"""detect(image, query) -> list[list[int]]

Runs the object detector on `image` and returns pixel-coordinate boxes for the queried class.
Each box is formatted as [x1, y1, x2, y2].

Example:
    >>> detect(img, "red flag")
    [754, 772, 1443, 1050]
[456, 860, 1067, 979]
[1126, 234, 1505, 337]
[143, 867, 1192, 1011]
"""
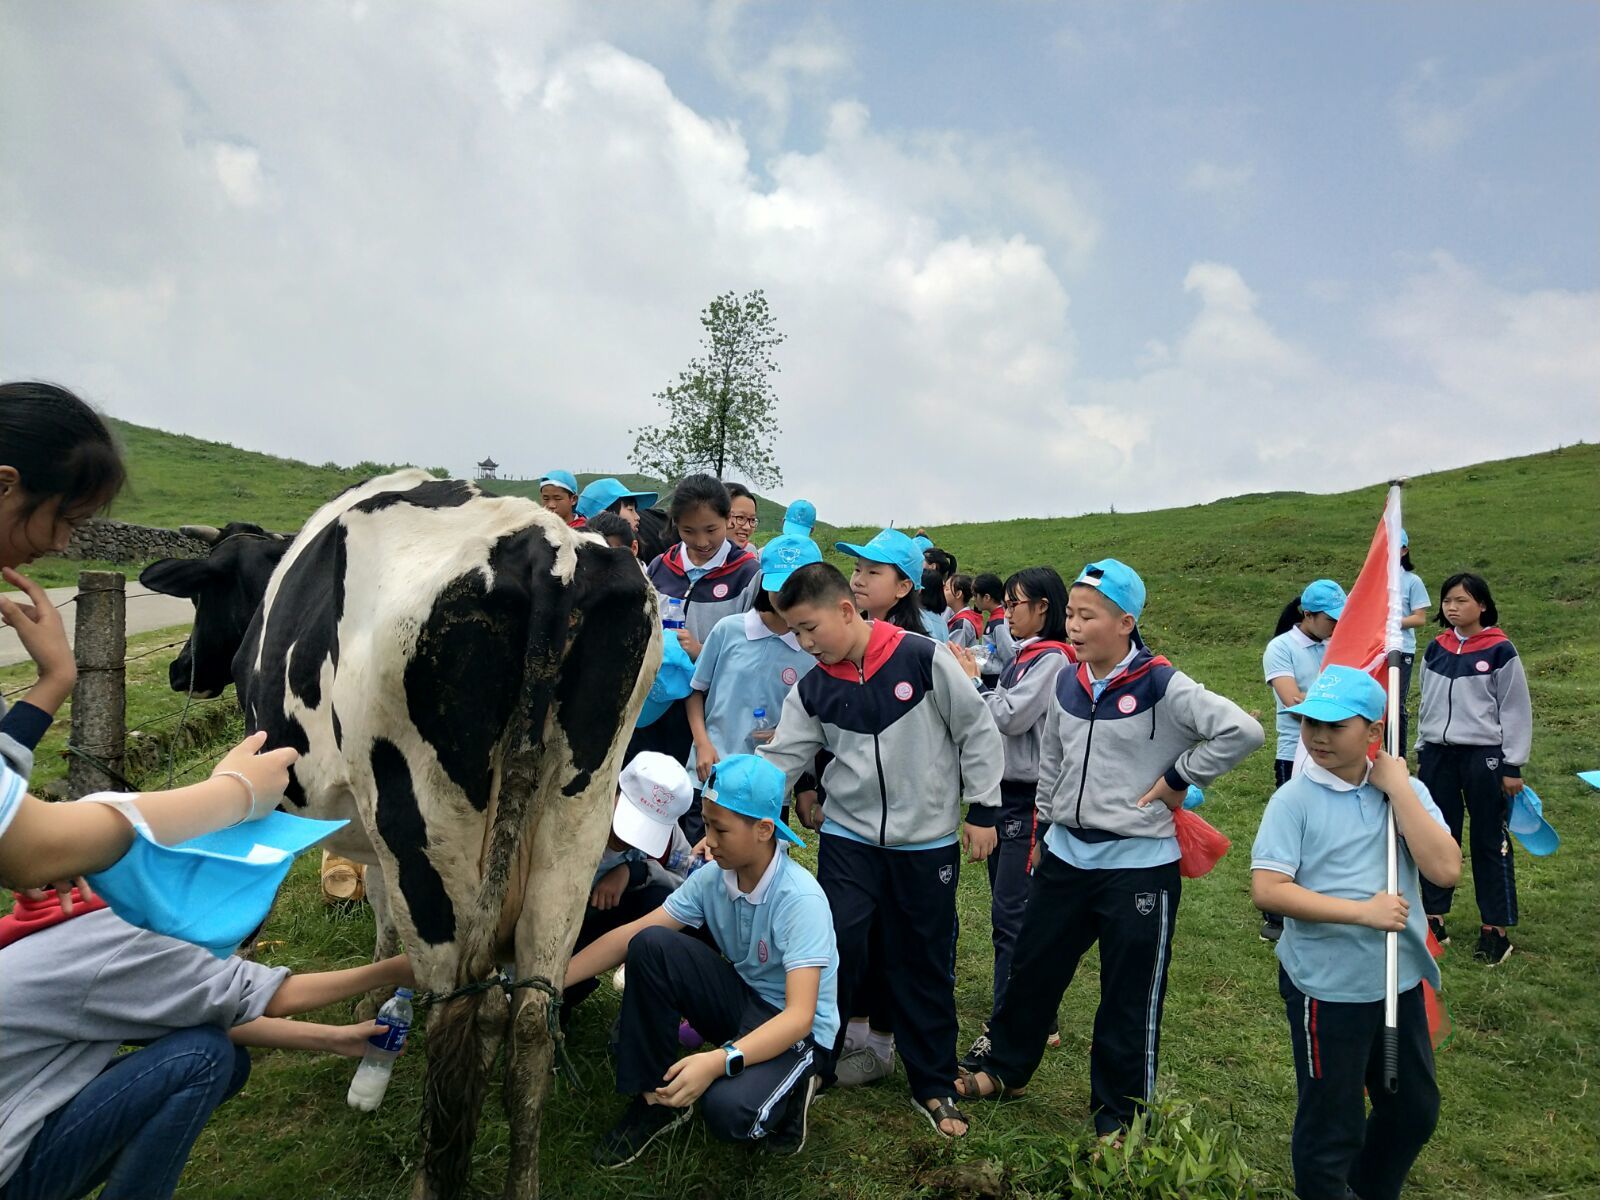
[1322, 486, 1404, 681]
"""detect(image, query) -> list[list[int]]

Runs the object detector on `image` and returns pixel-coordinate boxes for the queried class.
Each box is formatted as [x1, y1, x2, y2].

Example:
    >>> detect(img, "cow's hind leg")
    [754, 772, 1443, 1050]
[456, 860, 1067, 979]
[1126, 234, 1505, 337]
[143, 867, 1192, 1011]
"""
[356, 857, 403, 1022]
[502, 757, 615, 1200]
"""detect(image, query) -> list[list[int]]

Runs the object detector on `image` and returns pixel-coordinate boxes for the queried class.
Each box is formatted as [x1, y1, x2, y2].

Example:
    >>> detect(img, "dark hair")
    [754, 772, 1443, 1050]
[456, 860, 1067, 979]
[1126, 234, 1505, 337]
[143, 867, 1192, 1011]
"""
[726, 482, 754, 504]
[920, 565, 947, 615]
[669, 474, 730, 522]
[885, 584, 926, 636]
[947, 573, 974, 607]
[1273, 598, 1305, 638]
[1004, 566, 1068, 642]
[1400, 549, 1415, 573]
[776, 561, 851, 611]
[586, 511, 634, 545]
[924, 547, 957, 577]
[1436, 572, 1498, 628]
[753, 585, 775, 614]
[973, 572, 1004, 604]
[0, 381, 127, 516]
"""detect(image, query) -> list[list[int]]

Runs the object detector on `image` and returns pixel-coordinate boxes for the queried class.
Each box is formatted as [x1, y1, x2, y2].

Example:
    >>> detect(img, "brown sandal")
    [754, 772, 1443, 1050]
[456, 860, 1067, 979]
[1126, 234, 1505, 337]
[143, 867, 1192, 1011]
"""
[914, 1096, 971, 1139]
[955, 1066, 1026, 1101]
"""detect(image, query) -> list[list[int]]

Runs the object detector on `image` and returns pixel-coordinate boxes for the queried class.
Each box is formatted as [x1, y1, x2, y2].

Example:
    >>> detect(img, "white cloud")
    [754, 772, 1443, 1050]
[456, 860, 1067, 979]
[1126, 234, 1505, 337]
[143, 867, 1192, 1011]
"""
[1181, 160, 1254, 197]
[1392, 54, 1566, 155]
[211, 142, 267, 208]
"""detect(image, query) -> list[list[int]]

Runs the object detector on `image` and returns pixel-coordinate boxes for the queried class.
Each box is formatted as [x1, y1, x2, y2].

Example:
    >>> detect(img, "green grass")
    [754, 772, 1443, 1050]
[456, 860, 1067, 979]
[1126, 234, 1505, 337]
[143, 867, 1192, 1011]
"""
[8, 443, 1597, 1197]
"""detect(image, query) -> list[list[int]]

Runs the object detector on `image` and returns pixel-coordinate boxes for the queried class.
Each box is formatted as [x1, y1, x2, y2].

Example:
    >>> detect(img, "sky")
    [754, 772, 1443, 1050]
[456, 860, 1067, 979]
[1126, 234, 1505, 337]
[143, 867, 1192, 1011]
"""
[2, 0, 1596, 525]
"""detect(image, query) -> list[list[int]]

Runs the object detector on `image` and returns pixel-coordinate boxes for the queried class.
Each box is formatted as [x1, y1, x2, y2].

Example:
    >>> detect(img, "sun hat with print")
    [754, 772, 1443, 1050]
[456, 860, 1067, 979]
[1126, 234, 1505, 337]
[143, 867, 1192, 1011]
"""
[760, 533, 823, 592]
[613, 751, 694, 857]
[1299, 578, 1348, 621]
[835, 528, 922, 584]
[539, 469, 579, 496]
[1286, 664, 1387, 723]
[1507, 786, 1559, 857]
[1073, 558, 1147, 621]
[910, 534, 934, 555]
[782, 499, 817, 537]
[701, 754, 804, 848]
[577, 477, 658, 521]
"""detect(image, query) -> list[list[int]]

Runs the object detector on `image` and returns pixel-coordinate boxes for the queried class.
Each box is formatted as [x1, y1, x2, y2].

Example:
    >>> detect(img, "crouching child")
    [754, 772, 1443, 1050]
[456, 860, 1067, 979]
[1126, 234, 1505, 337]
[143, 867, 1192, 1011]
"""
[565, 755, 838, 1167]
[1251, 665, 1461, 1200]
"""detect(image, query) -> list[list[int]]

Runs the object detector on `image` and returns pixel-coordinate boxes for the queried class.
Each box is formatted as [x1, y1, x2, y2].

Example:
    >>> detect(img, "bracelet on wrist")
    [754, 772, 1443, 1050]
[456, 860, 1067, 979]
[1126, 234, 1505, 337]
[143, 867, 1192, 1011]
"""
[214, 770, 257, 826]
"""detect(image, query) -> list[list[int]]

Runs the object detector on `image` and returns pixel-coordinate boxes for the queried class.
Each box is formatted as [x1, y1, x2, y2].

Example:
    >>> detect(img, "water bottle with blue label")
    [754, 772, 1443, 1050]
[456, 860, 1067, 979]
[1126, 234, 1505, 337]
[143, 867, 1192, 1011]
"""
[347, 988, 414, 1112]
[751, 705, 775, 746]
[661, 595, 687, 631]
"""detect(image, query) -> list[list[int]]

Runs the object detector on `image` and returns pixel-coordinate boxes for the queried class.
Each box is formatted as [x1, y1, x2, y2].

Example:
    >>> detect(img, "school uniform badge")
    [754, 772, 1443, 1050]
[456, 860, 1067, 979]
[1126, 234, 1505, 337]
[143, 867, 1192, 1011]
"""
[713, 583, 730, 599]
[781, 667, 798, 686]
[894, 681, 914, 702]
[757, 939, 769, 963]
[1475, 660, 1490, 672]
[938, 864, 954, 885]
[1117, 695, 1138, 714]
[1134, 892, 1156, 916]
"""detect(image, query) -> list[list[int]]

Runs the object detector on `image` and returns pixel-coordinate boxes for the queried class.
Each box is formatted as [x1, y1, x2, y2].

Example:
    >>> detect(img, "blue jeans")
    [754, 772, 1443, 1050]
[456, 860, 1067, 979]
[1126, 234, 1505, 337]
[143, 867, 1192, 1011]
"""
[1, 1026, 251, 1200]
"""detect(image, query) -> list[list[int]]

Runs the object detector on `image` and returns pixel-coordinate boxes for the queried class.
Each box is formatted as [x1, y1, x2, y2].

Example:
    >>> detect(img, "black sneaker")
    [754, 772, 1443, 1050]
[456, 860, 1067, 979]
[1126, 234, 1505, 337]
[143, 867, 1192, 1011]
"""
[763, 1075, 820, 1155]
[1259, 915, 1284, 943]
[958, 1028, 993, 1073]
[1474, 926, 1513, 966]
[1427, 915, 1450, 946]
[592, 1097, 692, 1169]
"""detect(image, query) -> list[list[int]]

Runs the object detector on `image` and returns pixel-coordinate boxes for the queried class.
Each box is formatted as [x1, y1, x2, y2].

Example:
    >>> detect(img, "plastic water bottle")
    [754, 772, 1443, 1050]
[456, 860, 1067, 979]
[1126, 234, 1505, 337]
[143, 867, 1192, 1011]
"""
[347, 988, 414, 1112]
[751, 706, 775, 746]
[662, 595, 687, 631]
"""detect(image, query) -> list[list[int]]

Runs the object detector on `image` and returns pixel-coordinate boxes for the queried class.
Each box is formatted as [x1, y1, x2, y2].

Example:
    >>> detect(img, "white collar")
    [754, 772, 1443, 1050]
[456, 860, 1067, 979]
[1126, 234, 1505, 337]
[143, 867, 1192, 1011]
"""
[1288, 625, 1319, 649]
[721, 846, 784, 905]
[685, 540, 734, 573]
[1302, 758, 1373, 793]
[743, 608, 803, 651]
[1086, 644, 1139, 684]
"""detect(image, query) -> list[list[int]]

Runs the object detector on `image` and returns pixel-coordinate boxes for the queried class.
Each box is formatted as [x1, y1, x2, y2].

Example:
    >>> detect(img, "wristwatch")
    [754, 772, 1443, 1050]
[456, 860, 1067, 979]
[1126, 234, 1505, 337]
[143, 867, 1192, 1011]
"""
[722, 1042, 745, 1077]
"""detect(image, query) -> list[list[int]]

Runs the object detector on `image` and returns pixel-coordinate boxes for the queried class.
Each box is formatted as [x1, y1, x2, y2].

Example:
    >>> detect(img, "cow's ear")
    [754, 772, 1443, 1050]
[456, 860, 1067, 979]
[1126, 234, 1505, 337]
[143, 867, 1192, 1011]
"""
[139, 557, 214, 598]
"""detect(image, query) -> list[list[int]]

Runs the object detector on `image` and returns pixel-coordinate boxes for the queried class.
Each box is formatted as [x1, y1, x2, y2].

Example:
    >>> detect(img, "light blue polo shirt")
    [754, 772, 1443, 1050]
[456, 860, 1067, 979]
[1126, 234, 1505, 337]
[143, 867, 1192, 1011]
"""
[683, 540, 735, 586]
[663, 847, 840, 1048]
[1045, 646, 1180, 871]
[1400, 572, 1431, 655]
[0, 761, 24, 841]
[1252, 760, 1448, 1003]
[1263, 626, 1328, 761]
[688, 611, 816, 775]
[920, 609, 950, 643]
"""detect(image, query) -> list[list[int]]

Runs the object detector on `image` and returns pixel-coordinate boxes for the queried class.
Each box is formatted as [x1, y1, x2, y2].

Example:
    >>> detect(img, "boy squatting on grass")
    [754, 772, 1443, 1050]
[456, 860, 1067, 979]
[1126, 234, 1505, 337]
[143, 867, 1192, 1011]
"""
[564, 754, 839, 1169]
[1252, 665, 1460, 1200]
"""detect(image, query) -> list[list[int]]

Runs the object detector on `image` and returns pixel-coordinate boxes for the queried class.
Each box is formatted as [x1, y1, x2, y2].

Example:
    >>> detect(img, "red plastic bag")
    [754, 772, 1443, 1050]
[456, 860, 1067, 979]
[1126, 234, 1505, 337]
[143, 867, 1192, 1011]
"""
[1173, 807, 1230, 878]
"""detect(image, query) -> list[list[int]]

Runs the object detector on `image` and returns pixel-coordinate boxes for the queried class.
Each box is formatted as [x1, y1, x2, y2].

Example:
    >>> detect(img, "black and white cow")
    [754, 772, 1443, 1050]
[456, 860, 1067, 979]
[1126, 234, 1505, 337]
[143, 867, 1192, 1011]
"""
[141, 470, 660, 1200]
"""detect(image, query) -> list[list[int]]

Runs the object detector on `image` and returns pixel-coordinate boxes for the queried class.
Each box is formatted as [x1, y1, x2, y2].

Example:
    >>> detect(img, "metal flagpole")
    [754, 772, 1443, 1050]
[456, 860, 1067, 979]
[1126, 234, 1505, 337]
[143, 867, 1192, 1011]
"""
[1382, 478, 1406, 1093]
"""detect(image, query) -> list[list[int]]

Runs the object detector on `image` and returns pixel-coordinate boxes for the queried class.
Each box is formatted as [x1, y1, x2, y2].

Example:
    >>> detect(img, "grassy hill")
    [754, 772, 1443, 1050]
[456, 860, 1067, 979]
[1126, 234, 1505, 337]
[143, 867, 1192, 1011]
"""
[9, 420, 1598, 1197]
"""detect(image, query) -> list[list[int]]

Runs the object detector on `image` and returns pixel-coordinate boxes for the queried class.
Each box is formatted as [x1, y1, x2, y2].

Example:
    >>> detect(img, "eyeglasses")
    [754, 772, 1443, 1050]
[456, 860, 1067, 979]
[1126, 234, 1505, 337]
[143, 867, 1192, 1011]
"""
[728, 515, 759, 528]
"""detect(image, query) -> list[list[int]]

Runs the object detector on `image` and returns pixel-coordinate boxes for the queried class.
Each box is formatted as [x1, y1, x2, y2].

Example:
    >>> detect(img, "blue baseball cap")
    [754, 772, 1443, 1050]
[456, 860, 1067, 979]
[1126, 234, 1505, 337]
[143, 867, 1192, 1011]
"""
[1400, 528, 1410, 549]
[539, 470, 579, 496]
[1073, 559, 1146, 621]
[911, 534, 934, 555]
[760, 533, 823, 592]
[577, 477, 658, 520]
[1287, 664, 1386, 723]
[1300, 578, 1347, 620]
[1507, 786, 1559, 856]
[701, 754, 804, 848]
[636, 633, 695, 728]
[835, 528, 922, 584]
[86, 807, 347, 957]
[782, 499, 817, 537]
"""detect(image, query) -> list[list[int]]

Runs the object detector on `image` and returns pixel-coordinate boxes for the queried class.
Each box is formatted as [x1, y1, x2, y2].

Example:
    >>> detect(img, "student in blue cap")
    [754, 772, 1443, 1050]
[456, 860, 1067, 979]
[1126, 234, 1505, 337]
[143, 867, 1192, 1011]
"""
[1259, 578, 1347, 941]
[1395, 530, 1431, 757]
[0, 897, 413, 1200]
[538, 470, 582, 527]
[565, 754, 838, 1167]
[762, 562, 1003, 1140]
[1251, 664, 1460, 1200]
[781, 499, 816, 537]
[1416, 572, 1533, 965]
[959, 559, 1263, 1138]
[576, 478, 658, 534]
[835, 528, 949, 644]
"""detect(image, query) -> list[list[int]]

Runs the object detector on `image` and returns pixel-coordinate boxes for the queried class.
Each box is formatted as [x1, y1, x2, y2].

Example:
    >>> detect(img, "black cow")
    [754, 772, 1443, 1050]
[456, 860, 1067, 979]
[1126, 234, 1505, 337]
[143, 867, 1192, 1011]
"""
[142, 470, 660, 1200]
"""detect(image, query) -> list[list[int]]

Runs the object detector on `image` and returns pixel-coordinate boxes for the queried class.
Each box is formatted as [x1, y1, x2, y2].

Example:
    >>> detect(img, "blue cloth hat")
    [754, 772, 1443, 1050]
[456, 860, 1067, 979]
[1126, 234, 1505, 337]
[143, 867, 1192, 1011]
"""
[1300, 578, 1348, 621]
[782, 499, 817, 537]
[1286, 664, 1386, 723]
[1073, 559, 1147, 621]
[1400, 528, 1410, 549]
[87, 808, 347, 957]
[701, 754, 804, 848]
[835, 528, 922, 584]
[760, 533, 823, 592]
[636, 632, 695, 728]
[577, 477, 658, 520]
[1507, 786, 1559, 856]
[910, 534, 934, 555]
[1183, 785, 1206, 810]
[539, 470, 579, 496]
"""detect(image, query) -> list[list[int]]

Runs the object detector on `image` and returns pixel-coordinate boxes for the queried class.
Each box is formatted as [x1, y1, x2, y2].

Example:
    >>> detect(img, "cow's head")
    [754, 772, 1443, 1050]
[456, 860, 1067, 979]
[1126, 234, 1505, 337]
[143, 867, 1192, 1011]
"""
[140, 523, 293, 698]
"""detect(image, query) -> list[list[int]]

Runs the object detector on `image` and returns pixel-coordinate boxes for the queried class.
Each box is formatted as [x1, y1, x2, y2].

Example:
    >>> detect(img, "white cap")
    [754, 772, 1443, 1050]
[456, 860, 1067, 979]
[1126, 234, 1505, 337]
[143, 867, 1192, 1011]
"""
[613, 752, 694, 857]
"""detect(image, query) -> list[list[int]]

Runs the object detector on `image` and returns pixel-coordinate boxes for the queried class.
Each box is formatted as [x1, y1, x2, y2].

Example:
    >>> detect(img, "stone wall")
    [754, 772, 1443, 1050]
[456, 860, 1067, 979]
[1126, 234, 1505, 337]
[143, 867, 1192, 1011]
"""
[65, 518, 213, 564]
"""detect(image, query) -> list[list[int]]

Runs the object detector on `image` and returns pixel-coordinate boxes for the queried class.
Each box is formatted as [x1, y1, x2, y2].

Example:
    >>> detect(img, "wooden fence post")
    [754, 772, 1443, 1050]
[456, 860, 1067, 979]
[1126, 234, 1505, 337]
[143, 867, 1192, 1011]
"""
[67, 571, 126, 799]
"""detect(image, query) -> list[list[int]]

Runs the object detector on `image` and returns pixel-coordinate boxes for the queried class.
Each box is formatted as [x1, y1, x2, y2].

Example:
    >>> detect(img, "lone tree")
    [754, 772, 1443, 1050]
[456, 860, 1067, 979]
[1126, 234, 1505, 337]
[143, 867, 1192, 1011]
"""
[629, 289, 785, 488]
